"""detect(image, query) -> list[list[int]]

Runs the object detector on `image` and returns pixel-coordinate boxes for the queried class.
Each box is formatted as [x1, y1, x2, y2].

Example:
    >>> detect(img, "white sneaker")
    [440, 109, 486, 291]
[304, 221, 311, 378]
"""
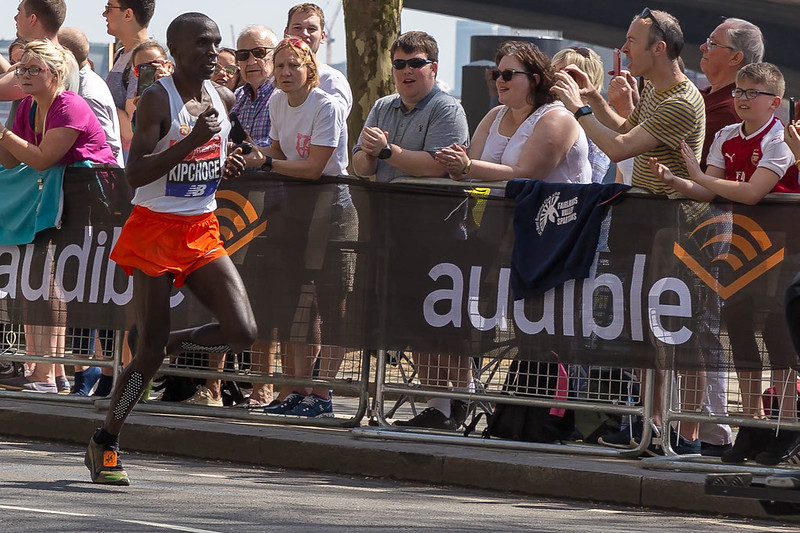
[182, 385, 223, 407]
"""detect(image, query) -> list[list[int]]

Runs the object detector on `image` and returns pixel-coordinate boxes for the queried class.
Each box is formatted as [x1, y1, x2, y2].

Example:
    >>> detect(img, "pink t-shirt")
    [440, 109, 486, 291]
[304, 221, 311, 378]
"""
[13, 90, 118, 166]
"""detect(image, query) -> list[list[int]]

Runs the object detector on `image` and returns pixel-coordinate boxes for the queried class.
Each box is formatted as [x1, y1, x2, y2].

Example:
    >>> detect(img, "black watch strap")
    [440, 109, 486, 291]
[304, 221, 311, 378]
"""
[260, 156, 273, 172]
[574, 105, 593, 120]
[378, 144, 392, 160]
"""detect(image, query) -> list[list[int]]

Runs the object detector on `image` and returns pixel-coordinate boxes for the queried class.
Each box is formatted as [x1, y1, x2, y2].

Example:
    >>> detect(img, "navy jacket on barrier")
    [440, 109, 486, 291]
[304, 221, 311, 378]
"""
[505, 179, 630, 299]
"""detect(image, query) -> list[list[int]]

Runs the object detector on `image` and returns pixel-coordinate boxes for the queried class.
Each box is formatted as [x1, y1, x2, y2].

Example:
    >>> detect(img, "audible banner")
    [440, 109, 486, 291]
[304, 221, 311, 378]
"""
[0, 168, 797, 370]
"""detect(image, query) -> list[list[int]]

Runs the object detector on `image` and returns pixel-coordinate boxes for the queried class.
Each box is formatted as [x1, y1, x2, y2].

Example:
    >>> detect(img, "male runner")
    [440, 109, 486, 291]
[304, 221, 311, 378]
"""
[84, 12, 257, 486]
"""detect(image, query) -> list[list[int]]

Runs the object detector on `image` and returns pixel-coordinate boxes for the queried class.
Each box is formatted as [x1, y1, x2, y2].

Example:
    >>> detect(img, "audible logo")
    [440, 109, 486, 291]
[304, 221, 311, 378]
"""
[673, 214, 783, 299]
[215, 190, 267, 254]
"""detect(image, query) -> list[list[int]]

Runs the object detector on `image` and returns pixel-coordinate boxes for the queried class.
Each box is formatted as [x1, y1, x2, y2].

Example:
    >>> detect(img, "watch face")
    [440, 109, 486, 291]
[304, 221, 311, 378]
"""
[378, 146, 392, 160]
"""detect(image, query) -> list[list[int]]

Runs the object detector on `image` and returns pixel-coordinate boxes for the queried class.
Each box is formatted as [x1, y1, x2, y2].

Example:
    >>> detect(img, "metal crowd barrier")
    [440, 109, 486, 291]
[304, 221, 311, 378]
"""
[4, 171, 800, 472]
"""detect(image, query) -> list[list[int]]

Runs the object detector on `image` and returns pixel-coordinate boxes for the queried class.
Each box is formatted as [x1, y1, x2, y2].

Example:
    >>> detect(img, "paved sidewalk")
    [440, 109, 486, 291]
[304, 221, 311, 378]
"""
[0, 395, 797, 522]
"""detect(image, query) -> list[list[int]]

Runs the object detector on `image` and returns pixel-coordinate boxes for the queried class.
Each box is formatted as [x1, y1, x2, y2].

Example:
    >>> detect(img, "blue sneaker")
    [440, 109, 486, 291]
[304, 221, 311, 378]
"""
[287, 394, 334, 418]
[263, 392, 305, 415]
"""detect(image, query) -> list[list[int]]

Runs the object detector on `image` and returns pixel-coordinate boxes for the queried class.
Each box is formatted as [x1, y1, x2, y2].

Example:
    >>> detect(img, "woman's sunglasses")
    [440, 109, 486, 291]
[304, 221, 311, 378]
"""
[214, 64, 239, 77]
[491, 68, 532, 82]
[133, 59, 168, 77]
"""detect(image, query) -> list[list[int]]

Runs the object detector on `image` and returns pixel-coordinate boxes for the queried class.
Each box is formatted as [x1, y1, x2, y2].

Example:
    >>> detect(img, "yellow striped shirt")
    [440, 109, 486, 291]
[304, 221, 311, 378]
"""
[629, 79, 706, 196]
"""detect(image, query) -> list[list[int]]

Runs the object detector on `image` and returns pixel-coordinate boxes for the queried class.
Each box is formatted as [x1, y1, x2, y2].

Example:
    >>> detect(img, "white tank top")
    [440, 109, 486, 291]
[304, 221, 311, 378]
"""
[132, 77, 231, 215]
[480, 102, 592, 184]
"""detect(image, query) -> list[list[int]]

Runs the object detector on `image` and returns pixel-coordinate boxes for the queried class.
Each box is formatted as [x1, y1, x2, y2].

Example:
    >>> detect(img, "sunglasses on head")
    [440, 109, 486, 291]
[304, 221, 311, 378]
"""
[639, 7, 664, 35]
[133, 59, 167, 77]
[391, 58, 433, 70]
[491, 68, 533, 82]
[214, 64, 239, 76]
[570, 47, 591, 58]
[234, 46, 272, 62]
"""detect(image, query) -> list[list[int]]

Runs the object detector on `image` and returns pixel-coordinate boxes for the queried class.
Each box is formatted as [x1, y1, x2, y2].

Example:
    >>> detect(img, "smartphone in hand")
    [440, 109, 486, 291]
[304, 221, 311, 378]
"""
[613, 48, 621, 76]
[228, 111, 248, 144]
[137, 63, 157, 95]
[790, 97, 796, 124]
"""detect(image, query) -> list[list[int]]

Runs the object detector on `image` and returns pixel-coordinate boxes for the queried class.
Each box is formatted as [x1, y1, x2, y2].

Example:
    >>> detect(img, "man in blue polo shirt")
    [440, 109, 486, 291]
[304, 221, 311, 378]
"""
[353, 31, 472, 429]
[353, 31, 468, 183]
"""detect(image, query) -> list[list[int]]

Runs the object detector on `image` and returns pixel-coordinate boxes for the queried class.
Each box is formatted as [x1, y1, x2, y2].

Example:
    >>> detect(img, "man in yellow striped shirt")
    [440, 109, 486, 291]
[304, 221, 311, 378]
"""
[552, 8, 705, 197]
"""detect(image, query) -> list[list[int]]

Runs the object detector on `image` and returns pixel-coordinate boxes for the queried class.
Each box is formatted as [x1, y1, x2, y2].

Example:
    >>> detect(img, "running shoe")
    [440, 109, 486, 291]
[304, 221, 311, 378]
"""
[263, 392, 305, 414]
[182, 385, 223, 407]
[287, 394, 334, 418]
[394, 407, 455, 430]
[0, 375, 57, 393]
[84, 437, 130, 486]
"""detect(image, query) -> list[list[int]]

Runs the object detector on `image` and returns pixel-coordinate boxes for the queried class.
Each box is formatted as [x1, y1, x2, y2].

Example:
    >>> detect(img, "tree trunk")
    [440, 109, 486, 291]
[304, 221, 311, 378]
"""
[343, 0, 402, 172]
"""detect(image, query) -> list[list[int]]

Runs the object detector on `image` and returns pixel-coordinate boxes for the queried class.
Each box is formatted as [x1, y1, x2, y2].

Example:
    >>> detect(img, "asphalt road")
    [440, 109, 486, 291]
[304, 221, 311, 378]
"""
[0, 437, 796, 532]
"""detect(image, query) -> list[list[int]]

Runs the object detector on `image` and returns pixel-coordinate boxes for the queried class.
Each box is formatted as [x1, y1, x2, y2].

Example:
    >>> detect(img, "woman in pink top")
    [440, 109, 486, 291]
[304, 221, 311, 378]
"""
[0, 39, 117, 168]
[0, 40, 117, 394]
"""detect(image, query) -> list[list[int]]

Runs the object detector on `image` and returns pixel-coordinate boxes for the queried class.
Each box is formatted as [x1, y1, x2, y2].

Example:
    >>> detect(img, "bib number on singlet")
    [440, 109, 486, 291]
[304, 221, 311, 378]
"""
[165, 137, 222, 198]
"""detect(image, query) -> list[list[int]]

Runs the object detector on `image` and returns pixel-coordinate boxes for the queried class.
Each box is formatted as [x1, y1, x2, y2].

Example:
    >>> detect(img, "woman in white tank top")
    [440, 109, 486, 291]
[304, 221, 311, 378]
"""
[435, 41, 591, 184]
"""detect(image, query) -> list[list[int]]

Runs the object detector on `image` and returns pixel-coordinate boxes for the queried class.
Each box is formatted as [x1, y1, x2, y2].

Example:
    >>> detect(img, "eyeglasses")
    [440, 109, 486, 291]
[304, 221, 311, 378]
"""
[14, 66, 50, 77]
[731, 88, 777, 100]
[570, 47, 591, 58]
[104, 3, 126, 12]
[214, 64, 239, 77]
[133, 59, 168, 77]
[706, 38, 735, 51]
[491, 68, 533, 82]
[234, 47, 272, 62]
[639, 7, 664, 36]
[391, 58, 433, 70]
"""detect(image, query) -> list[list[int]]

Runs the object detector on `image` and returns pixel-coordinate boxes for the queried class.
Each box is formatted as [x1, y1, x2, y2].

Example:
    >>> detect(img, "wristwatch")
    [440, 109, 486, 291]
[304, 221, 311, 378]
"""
[260, 156, 273, 172]
[377, 144, 392, 160]
[574, 106, 593, 120]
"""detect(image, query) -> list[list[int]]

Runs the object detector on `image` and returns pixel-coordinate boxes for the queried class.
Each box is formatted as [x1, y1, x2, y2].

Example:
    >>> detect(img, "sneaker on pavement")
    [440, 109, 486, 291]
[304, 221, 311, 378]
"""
[451, 400, 470, 429]
[598, 419, 642, 449]
[182, 385, 223, 407]
[0, 375, 58, 393]
[56, 375, 71, 394]
[671, 433, 701, 455]
[84, 437, 130, 486]
[263, 392, 305, 414]
[700, 441, 732, 457]
[287, 394, 334, 418]
[782, 435, 800, 466]
[755, 429, 800, 466]
[394, 407, 455, 430]
[721, 426, 772, 464]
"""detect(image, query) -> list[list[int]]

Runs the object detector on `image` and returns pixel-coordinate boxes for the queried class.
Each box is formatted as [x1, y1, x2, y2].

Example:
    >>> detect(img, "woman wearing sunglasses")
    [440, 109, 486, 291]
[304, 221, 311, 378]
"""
[0, 40, 117, 394]
[126, 40, 173, 118]
[247, 37, 356, 419]
[436, 40, 591, 184]
[211, 48, 242, 92]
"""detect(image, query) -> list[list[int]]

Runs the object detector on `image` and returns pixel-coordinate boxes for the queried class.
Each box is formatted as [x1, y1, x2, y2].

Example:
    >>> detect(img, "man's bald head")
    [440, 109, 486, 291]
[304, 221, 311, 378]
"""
[57, 26, 89, 66]
[166, 12, 215, 54]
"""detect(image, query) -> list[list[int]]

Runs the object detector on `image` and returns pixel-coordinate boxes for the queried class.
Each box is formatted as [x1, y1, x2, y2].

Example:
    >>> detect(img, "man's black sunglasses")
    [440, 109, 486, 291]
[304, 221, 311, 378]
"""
[392, 58, 433, 70]
[235, 46, 272, 62]
[639, 7, 664, 35]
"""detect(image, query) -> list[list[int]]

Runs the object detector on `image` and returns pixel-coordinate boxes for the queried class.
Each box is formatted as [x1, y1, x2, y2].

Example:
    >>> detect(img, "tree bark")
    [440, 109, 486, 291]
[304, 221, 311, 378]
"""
[343, 0, 402, 172]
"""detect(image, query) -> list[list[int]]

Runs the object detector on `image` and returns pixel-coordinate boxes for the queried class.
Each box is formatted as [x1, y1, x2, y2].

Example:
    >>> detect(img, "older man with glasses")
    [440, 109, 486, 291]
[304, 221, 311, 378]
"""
[230, 25, 278, 148]
[698, 18, 764, 169]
